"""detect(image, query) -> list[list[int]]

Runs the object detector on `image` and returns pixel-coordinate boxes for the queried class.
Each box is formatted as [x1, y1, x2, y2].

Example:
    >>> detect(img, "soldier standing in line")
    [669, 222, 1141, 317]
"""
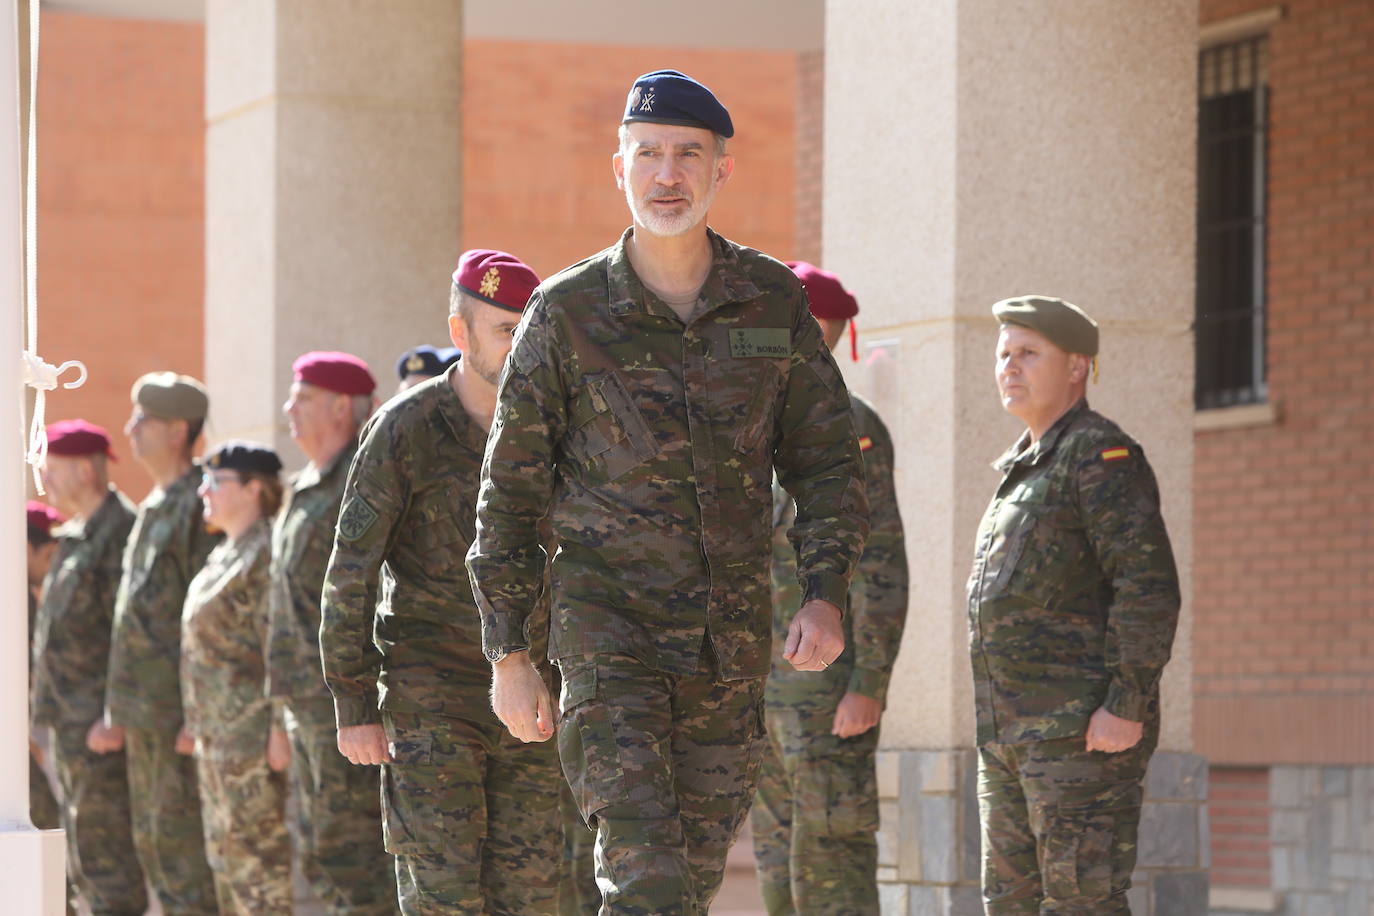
[103, 373, 219, 914]
[467, 70, 869, 915]
[395, 344, 461, 394]
[181, 441, 291, 914]
[322, 250, 564, 914]
[968, 296, 1180, 914]
[26, 499, 63, 832]
[32, 421, 147, 914]
[750, 263, 909, 915]
[267, 351, 396, 913]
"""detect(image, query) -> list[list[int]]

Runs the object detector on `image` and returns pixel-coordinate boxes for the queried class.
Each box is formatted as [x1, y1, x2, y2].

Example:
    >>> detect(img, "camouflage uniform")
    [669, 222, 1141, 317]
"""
[31, 488, 147, 915]
[27, 589, 60, 831]
[751, 395, 908, 915]
[321, 367, 562, 914]
[268, 440, 396, 914]
[468, 228, 870, 915]
[559, 783, 599, 916]
[105, 466, 218, 913]
[181, 518, 291, 914]
[967, 399, 1180, 914]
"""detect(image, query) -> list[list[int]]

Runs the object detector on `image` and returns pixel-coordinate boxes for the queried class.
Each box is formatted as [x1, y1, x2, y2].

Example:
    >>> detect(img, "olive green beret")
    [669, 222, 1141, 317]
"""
[992, 295, 1099, 357]
[131, 372, 208, 421]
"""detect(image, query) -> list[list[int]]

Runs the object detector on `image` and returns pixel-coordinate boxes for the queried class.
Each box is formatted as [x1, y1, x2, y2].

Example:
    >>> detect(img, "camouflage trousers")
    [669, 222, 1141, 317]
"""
[49, 724, 147, 915]
[284, 699, 397, 915]
[978, 735, 1155, 914]
[559, 781, 599, 916]
[124, 725, 217, 914]
[557, 650, 767, 916]
[194, 744, 291, 915]
[382, 710, 563, 914]
[750, 705, 880, 915]
[30, 750, 60, 830]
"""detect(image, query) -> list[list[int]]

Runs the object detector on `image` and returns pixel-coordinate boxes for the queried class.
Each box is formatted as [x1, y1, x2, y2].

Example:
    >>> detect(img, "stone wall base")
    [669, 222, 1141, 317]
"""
[875, 747, 1209, 915]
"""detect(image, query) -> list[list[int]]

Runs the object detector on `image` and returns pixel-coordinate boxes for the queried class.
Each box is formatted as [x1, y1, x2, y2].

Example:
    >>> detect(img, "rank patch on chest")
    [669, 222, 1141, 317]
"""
[337, 496, 380, 542]
[729, 328, 789, 358]
[1101, 447, 1130, 462]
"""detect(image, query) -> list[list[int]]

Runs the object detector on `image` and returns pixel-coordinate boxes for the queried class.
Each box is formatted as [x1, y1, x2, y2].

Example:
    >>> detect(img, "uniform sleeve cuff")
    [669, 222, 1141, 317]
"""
[482, 617, 530, 656]
[1103, 680, 1149, 722]
[332, 694, 381, 729]
[802, 572, 850, 617]
[847, 667, 890, 704]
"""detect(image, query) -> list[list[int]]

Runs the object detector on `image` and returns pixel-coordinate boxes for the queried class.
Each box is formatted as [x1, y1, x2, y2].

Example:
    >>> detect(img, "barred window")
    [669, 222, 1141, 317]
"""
[1195, 36, 1268, 409]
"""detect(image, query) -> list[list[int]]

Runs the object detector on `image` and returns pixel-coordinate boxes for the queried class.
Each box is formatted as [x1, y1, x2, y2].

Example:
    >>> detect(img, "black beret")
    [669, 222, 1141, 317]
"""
[396, 345, 448, 380]
[622, 70, 734, 138]
[205, 440, 283, 476]
[992, 295, 1099, 357]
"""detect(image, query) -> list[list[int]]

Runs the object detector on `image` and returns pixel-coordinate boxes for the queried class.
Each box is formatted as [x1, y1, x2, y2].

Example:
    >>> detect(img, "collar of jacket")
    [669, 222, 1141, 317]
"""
[605, 226, 762, 321]
[993, 397, 1091, 473]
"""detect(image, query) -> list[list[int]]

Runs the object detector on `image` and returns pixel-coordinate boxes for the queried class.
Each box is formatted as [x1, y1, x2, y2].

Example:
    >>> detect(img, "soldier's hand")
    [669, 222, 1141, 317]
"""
[1085, 706, 1144, 753]
[491, 651, 555, 743]
[86, 718, 125, 754]
[175, 726, 195, 756]
[831, 691, 882, 738]
[337, 724, 392, 766]
[784, 599, 844, 671]
[267, 727, 291, 772]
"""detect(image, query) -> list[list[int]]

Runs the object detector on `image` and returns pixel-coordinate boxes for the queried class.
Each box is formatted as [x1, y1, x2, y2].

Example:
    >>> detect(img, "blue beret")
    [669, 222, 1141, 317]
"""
[622, 70, 733, 139]
[205, 440, 282, 476]
[395, 345, 448, 380]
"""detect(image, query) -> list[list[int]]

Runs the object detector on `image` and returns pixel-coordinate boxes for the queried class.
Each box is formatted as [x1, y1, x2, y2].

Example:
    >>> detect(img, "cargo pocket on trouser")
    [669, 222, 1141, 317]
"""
[556, 661, 625, 825]
[1041, 793, 1138, 905]
[380, 714, 434, 859]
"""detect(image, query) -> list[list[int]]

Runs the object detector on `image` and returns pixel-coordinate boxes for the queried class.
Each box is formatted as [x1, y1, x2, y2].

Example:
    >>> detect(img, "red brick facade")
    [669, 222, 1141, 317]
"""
[1193, 0, 1374, 767]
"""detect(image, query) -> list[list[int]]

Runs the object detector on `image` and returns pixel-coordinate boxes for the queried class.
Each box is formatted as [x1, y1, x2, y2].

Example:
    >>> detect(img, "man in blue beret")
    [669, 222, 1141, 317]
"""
[396, 345, 460, 394]
[468, 69, 867, 915]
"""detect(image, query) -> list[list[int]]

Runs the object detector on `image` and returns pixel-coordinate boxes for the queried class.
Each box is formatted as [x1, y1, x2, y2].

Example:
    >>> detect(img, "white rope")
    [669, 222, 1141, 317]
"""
[18, 2, 87, 495]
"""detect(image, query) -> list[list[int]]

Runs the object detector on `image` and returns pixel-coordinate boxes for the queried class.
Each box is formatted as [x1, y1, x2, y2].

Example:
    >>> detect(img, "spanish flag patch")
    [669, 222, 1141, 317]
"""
[858, 436, 874, 452]
[1101, 447, 1130, 462]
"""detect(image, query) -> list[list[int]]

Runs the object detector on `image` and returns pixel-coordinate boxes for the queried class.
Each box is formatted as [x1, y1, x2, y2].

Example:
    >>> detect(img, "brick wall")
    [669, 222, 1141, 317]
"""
[1209, 767, 1272, 889]
[36, 11, 205, 501]
[1193, 0, 1374, 766]
[794, 49, 824, 265]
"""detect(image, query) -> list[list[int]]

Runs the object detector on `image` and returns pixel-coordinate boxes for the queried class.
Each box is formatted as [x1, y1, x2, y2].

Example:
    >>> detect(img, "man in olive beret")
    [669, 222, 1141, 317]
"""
[968, 296, 1180, 914]
[105, 373, 221, 913]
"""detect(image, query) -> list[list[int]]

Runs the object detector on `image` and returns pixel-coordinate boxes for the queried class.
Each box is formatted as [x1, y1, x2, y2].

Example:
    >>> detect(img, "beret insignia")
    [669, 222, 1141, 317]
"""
[479, 267, 501, 299]
[405, 354, 425, 372]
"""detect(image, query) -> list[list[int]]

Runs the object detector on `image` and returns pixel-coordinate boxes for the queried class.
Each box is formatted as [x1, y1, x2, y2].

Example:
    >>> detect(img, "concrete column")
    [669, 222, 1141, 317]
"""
[205, 0, 463, 459]
[823, 2, 1200, 912]
[5, 0, 67, 910]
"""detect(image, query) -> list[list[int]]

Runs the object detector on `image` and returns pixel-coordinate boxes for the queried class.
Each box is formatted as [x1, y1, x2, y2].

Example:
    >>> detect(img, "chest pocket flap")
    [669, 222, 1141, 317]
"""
[567, 372, 659, 481]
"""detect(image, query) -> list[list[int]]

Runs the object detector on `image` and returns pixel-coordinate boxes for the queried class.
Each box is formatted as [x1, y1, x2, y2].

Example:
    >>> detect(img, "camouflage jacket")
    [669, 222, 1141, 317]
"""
[32, 488, 136, 728]
[767, 395, 908, 710]
[966, 399, 1180, 745]
[267, 441, 356, 704]
[106, 466, 221, 729]
[322, 368, 545, 728]
[467, 228, 869, 680]
[181, 518, 275, 760]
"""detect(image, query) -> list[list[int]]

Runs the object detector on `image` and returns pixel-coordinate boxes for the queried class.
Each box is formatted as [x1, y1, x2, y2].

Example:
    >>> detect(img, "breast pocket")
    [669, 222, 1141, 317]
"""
[732, 360, 787, 454]
[1000, 500, 1085, 609]
[566, 372, 659, 482]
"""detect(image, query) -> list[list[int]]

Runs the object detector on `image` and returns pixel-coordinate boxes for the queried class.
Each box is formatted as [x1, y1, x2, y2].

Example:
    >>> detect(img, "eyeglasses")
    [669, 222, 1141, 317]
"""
[201, 471, 240, 492]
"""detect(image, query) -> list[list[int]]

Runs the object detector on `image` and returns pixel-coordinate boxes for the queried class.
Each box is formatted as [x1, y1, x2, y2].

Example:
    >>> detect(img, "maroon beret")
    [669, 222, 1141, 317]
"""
[292, 351, 376, 396]
[787, 261, 859, 320]
[26, 500, 64, 534]
[453, 249, 540, 313]
[46, 419, 116, 460]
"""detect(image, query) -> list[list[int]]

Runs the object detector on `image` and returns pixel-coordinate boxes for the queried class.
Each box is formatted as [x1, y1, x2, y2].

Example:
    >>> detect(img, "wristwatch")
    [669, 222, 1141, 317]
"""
[485, 645, 528, 664]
